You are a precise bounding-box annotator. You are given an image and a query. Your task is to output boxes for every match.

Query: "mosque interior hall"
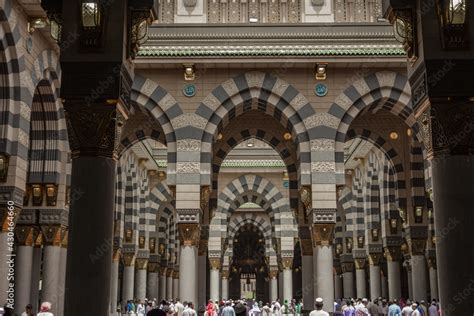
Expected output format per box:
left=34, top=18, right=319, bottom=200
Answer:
left=0, top=0, right=473, bottom=315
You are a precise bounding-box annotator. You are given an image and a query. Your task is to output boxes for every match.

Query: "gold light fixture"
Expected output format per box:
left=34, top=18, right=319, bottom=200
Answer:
left=357, top=235, right=364, bottom=248
left=149, top=237, right=156, bottom=252
left=45, top=184, right=58, bottom=206
left=335, top=243, right=343, bottom=255
left=125, top=229, right=133, bottom=243
left=81, top=1, right=102, bottom=28
left=346, top=237, right=353, bottom=252
left=371, top=228, right=379, bottom=241
left=315, top=63, right=327, bottom=80
left=283, top=132, right=292, bottom=140
left=217, top=133, right=223, bottom=140
left=23, top=185, right=31, bottom=206
left=139, top=236, right=146, bottom=248
left=0, top=154, right=9, bottom=182
left=389, top=131, right=399, bottom=140
left=31, top=184, right=43, bottom=206
left=407, top=128, right=413, bottom=137
left=28, top=17, right=49, bottom=34
left=414, top=206, right=423, bottom=223
left=390, top=218, right=398, bottom=234
left=183, top=64, right=195, bottom=81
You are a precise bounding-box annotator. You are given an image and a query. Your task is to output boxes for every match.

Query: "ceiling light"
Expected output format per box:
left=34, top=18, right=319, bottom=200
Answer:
left=389, top=132, right=399, bottom=140
left=315, top=63, right=327, bottom=80
left=283, top=132, right=292, bottom=140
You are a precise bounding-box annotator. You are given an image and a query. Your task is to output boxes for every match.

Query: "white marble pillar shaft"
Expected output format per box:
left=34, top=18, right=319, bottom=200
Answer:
left=411, top=255, right=427, bottom=302
left=221, top=277, right=229, bottom=300
left=355, top=268, right=367, bottom=298
left=159, top=272, right=167, bottom=301
left=342, top=272, right=355, bottom=298
left=270, top=277, right=278, bottom=302
left=147, top=271, right=159, bottom=300
left=14, top=245, right=34, bottom=315
left=42, top=245, right=62, bottom=316
left=135, top=268, right=147, bottom=301
left=381, top=271, right=388, bottom=299
left=334, top=274, right=343, bottom=300
left=283, top=268, right=293, bottom=302
left=278, top=273, right=283, bottom=300
left=167, top=275, right=173, bottom=299
left=30, top=246, right=42, bottom=313
left=429, top=267, right=439, bottom=300
left=173, top=277, right=179, bottom=299
left=407, top=267, right=413, bottom=299
left=179, top=245, right=197, bottom=304
left=315, top=246, right=334, bottom=312
left=387, top=261, right=401, bottom=300
left=369, top=264, right=381, bottom=300
left=58, top=246, right=67, bottom=316
left=198, top=256, right=206, bottom=307
left=110, top=259, right=119, bottom=315
left=210, top=268, right=220, bottom=301
left=122, top=265, right=135, bottom=302
left=301, top=256, right=314, bottom=307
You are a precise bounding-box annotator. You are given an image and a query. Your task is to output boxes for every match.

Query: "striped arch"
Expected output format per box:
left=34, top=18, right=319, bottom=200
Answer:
left=131, top=75, right=182, bottom=183
left=323, top=71, right=424, bottom=184
left=211, top=127, right=299, bottom=212
left=209, top=174, right=297, bottom=257
left=196, top=71, right=314, bottom=185
left=225, top=213, right=275, bottom=257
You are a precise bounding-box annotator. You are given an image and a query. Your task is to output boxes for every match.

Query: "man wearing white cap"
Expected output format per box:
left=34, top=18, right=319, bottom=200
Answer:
left=309, top=298, right=329, bottom=316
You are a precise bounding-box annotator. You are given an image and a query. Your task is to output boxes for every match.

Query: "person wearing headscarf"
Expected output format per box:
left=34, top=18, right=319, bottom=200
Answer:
left=37, top=302, right=54, bottom=316
left=250, top=303, right=261, bottom=316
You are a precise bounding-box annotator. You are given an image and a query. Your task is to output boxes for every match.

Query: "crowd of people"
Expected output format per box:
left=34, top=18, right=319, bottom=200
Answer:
left=0, top=302, right=53, bottom=316
left=334, top=298, right=440, bottom=316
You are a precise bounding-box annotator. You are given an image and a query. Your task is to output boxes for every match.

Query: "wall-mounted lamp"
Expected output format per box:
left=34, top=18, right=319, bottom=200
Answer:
left=389, top=131, right=399, bottom=140
left=80, top=0, right=104, bottom=47
left=149, top=237, right=156, bottom=252
left=32, top=184, right=43, bottom=206
left=45, top=184, right=58, bottom=206
left=390, top=218, right=398, bottom=234
left=335, top=243, right=343, bottom=256
left=357, top=235, right=364, bottom=248
left=371, top=228, right=379, bottom=242
left=414, top=206, right=423, bottom=223
left=184, top=64, right=195, bottom=81
left=346, top=237, right=353, bottom=252
left=315, top=63, right=327, bottom=80
left=0, top=154, right=9, bottom=182
left=28, top=17, right=48, bottom=34
left=125, top=229, right=133, bottom=243
left=283, top=132, right=292, bottom=141
left=139, top=235, right=146, bottom=248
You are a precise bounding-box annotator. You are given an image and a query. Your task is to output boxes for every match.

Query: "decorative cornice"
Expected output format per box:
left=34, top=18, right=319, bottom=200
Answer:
left=311, top=223, right=335, bottom=247
left=178, top=223, right=200, bottom=247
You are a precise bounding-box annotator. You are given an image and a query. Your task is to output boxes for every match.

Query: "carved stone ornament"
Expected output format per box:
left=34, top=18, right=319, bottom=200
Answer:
left=123, top=253, right=136, bottom=267
left=65, top=102, right=125, bottom=159
left=311, top=223, right=335, bottom=247
left=341, top=262, right=355, bottom=273
left=427, top=257, right=437, bottom=270
left=384, top=246, right=401, bottom=262
left=15, top=226, right=35, bottom=246
left=209, top=257, right=221, bottom=270
left=311, top=0, right=325, bottom=6
left=41, top=225, right=62, bottom=246
left=173, top=270, right=179, bottom=279
left=183, top=0, right=197, bottom=8
left=354, top=258, right=367, bottom=270
left=268, top=270, right=279, bottom=279
left=136, top=258, right=148, bottom=270
left=299, top=186, right=312, bottom=212
left=281, top=257, right=293, bottom=270
left=178, top=223, right=200, bottom=247
left=221, top=270, right=229, bottom=279
left=147, top=262, right=158, bottom=273
left=407, top=238, right=427, bottom=256
left=368, top=253, right=383, bottom=266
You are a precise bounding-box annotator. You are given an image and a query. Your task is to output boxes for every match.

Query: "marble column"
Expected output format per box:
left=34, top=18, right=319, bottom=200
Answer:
left=411, top=254, right=427, bottom=302
left=282, top=257, right=293, bottom=302
left=355, top=259, right=367, bottom=298
left=278, top=273, right=283, bottom=300
left=368, top=254, right=382, bottom=300
left=110, top=249, right=120, bottom=315
left=14, top=226, right=35, bottom=315
left=406, top=263, right=413, bottom=299
left=269, top=271, right=278, bottom=302
left=427, top=258, right=438, bottom=300
left=159, top=268, right=167, bottom=301
left=41, top=226, right=63, bottom=316
left=58, top=240, right=68, bottom=316
left=135, top=259, right=148, bottom=302
left=432, top=155, right=474, bottom=315
left=173, top=271, right=179, bottom=299
left=30, top=243, right=42, bottom=313
left=178, top=223, right=199, bottom=305
left=384, top=247, right=401, bottom=301
left=312, top=223, right=335, bottom=313
left=334, top=273, right=343, bottom=300
left=146, top=263, right=159, bottom=300
left=122, top=254, right=136, bottom=303
left=301, top=255, right=314, bottom=306
left=198, top=255, right=207, bottom=308
left=63, top=150, right=118, bottom=316
left=166, top=269, right=173, bottom=300
left=342, top=271, right=355, bottom=298
left=209, top=258, right=221, bottom=302
left=221, top=271, right=229, bottom=300
left=381, top=271, right=388, bottom=299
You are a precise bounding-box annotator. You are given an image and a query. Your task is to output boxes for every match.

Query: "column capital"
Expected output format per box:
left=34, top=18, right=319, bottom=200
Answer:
left=0, top=203, right=20, bottom=233
left=147, top=262, right=158, bottom=273
left=41, top=225, right=63, bottom=246
left=407, top=238, right=427, bottom=256
left=427, top=257, right=437, bottom=270
left=221, top=270, right=229, bottom=279
left=368, top=253, right=383, bottom=266
left=123, top=253, right=136, bottom=267
left=268, top=270, right=279, bottom=279
left=15, top=225, right=36, bottom=246
left=209, top=257, right=221, bottom=270
left=300, top=238, right=313, bottom=256
left=177, top=223, right=200, bottom=247
left=159, top=266, right=167, bottom=276
left=281, top=257, right=293, bottom=270
left=61, top=229, right=68, bottom=248
left=172, top=270, right=179, bottom=279
left=136, top=258, right=148, bottom=270
left=112, top=248, right=121, bottom=262
left=310, top=223, right=335, bottom=247
left=64, top=102, right=126, bottom=159
left=384, top=246, right=401, bottom=262
left=166, top=268, right=173, bottom=277
left=341, top=262, right=355, bottom=273
left=354, top=258, right=367, bottom=270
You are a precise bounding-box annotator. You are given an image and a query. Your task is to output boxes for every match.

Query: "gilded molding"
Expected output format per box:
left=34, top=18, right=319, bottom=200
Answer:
left=311, top=223, right=335, bottom=247
left=178, top=223, right=200, bottom=247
